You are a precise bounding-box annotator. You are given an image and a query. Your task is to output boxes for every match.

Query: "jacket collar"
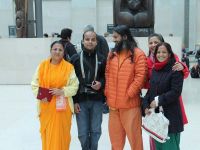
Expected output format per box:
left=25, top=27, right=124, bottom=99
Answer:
left=83, top=48, right=96, bottom=57
left=113, top=50, right=133, bottom=58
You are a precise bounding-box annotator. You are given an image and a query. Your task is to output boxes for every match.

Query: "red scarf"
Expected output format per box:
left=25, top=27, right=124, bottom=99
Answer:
left=154, top=58, right=169, bottom=70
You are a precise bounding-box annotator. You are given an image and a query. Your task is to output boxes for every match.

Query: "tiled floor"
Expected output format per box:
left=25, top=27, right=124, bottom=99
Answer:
left=0, top=76, right=199, bottom=150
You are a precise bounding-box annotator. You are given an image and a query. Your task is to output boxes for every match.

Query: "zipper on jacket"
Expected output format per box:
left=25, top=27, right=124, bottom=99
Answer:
left=119, top=55, right=132, bottom=69
left=115, top=56, right=120, bottom=108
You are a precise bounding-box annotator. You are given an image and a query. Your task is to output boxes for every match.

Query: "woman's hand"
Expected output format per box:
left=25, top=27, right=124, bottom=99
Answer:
left=49, top=88, right=64, bottom=96
left=150, top=100, right=157, bottom=108
left=74, top=103, right=81, bottom=113
left=145, top=108, right=151, bottom=115
left=172, top=62, right=184, bottom=71
left=41, top=98, right=48, bottom=102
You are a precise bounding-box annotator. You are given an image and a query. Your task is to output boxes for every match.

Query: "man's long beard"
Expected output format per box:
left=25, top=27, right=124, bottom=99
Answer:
left=114, top=40, right=130, bottom=53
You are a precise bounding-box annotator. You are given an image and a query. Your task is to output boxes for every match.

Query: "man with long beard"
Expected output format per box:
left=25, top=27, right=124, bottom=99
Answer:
left=105, top=25, right=147, bottom=150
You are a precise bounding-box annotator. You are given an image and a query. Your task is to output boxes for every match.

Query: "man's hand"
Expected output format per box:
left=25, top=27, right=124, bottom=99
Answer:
left=74, top=103, right=81, bottom=113
left=91, top=81, right=101, bottom=90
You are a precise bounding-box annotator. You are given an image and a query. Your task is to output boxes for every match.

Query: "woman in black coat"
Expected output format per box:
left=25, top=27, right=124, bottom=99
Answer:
left=143, top=42, right=184, bottom=150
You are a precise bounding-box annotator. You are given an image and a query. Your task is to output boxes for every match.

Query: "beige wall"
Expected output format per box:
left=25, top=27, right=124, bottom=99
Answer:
left=0, top=38, right=53, bottom=84
left=96, top=0, right=113, bottom=35
left=0, top=0, right=15, bottom=37
left=0, top=37, right=181, bottom=84
left=42, top=0, right=72, bottom=36
left=189, top=0, right=200, bottom=51
left=154, top=0, right=185, bottom=37
left=71, top=0, right=97, bottom=44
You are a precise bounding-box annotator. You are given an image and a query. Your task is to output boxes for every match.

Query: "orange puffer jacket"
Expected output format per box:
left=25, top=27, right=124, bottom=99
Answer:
left=105, top=48, right=147, bottom=109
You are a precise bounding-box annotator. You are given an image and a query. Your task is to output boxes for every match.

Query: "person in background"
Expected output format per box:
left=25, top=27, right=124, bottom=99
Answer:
left=71, top=30, right=106, bottom=150
left=31, top=41, right=79, bottom=150
left=195, top=49, right=200, bottom=66
left=82, top=24, right=109, bottom=59
left=144, top=33, right=189, bottom=150
left=104, top=32, right=115, bottom=51
left=105, top=25, right=147, bottom=150
left=104, top=32, right=110, bottom=38
left=60, top=28, right=77, bottom=60
left=181, top=44, right=190, bottom=68
left=143, top=42, right=184, bottom=150
left=43, top=33, right=49, bottom=38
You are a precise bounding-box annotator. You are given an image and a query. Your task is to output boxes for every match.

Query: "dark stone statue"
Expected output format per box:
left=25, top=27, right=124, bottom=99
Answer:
left=113, top=0, right=154, bottom=36
left=15, top=0, right=28, bottom=38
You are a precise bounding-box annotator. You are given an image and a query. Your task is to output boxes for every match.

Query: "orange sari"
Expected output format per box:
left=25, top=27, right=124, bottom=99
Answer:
left=38, top=58, right=73, bottom=150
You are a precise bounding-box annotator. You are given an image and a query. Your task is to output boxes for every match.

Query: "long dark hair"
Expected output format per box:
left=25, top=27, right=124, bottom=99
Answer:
left=112, top=25, right=137, bottom=62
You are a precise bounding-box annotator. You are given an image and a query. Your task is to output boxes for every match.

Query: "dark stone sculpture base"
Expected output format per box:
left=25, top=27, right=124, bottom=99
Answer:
left=130, top=28, right=154, bottom=37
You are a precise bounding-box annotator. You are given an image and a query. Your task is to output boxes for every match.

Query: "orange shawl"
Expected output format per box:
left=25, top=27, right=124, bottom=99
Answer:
left=38, top=58, right=73, bottom=150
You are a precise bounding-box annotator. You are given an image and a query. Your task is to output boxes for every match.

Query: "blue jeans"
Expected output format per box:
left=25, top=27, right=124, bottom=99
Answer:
left=76, top=100, right=103, bottom=150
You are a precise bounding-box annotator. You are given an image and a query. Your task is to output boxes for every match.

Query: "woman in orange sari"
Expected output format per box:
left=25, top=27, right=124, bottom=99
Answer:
left=31, top=41, right=79, bottom=150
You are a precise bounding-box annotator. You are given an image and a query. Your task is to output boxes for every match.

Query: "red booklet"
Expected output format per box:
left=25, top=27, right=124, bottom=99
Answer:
left=37, top=87, right=53, bottom=102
